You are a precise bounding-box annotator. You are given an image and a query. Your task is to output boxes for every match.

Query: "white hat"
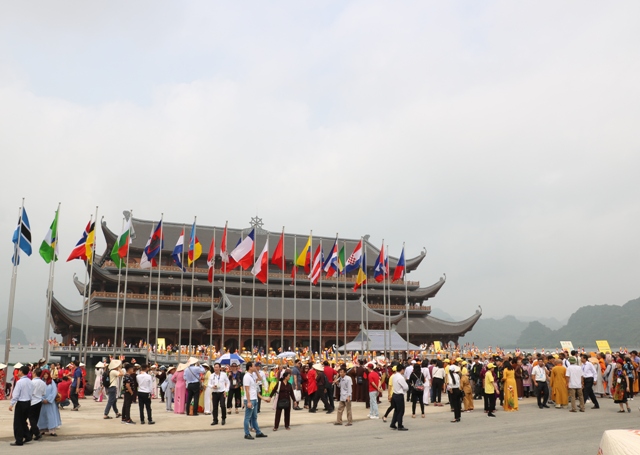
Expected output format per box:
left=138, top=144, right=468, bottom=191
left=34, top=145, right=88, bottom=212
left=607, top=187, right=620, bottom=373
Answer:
left=313, top=363, right=324, bottom=371
left=95, top=362, right=105, bottom=368
left=0, top=363, right=6, bottom=369
left=449, top=365, right=460, bottom=373
left=14, top=362, right=23, bottom=369
left=177, top=363, right=187, bottom=372
left=187, top=357, right=199, bottom=366
left=108, top=359, right=122, bottom=370
left=79, top=363, right=85, bottom=367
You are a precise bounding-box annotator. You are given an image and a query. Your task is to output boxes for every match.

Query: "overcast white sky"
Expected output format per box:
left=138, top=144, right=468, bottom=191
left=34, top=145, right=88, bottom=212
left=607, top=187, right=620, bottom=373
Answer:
left=1, top=1, right=639, bottom=339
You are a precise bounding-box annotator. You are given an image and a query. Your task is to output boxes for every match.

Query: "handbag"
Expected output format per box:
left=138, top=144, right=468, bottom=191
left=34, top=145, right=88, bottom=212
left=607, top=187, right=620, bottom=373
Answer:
left=293, top=389, right=302, bottom=402
left=276, top=382, right=290, bottom=409
left=55, top=393, right=62, bottom=403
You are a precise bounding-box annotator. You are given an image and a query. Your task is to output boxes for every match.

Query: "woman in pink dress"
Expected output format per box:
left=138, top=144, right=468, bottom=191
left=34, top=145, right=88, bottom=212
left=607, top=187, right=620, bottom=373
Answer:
left=172, top=363, right=187, bottom=414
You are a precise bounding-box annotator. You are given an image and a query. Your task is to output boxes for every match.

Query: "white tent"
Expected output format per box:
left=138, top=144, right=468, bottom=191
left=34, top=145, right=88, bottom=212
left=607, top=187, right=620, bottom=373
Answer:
left=337, top=328, right=421, bottom=352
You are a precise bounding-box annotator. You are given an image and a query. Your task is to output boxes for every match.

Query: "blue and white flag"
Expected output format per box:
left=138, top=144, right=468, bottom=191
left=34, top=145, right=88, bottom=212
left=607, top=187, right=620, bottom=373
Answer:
left=12, top=207, right=32, bottom=265
left=172, top=228, right=186, bottom=272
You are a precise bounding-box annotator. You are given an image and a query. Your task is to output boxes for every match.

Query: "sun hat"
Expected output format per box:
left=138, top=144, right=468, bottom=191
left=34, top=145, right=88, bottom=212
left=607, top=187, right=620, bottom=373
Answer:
left=14, top=362, right=23, bottom=369
left=313, top=363, right=324, bottom=371
left=449, top=365, right=460, bottom=373
left=568, top=357, right=577, bottom=364
left=177, top=363, right=187, bottom=372
left=167, top=365, right=177, bottom=372
left=0, top=363, right=6, bottom=369
left=443, top=359, right=450, bottom=364
left=95, top=362, right=105, bottom=368
left=486, top=363, right=495, bottom=369
left=187, top=357, right=199, bottom=366
left=108, top=359, right=122, bottom=370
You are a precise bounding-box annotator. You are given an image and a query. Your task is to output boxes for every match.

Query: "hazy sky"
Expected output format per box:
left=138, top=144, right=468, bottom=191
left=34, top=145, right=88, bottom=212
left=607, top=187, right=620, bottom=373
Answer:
left=1, top=1, right=639, bottom=339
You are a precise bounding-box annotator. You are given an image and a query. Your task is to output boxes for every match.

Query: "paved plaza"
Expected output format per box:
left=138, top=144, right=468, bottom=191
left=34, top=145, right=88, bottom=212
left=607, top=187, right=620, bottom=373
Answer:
left=2, top=396, right=639, bottom=453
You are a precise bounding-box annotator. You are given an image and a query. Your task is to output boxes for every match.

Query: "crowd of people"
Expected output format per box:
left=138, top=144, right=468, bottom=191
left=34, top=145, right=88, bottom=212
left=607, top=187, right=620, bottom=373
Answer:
left=4, top=348, right=640, bottom=445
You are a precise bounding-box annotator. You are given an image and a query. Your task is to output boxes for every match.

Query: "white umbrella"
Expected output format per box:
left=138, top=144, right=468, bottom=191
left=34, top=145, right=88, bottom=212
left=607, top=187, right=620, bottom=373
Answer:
left=276, top=351, right=297, bottom=359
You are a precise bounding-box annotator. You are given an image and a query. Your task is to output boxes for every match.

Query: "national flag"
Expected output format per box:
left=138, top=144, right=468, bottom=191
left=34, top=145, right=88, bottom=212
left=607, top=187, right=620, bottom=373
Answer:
left=207, top=236, right=215, bottom=283
left=140, top=220, right=163, bottom=269
left=116, top=217, right=133, bottom=259
left=67, top=221, right=94, bottom=263
left=39, top=209, right=59, bottom=264
left=296, top=235, right=312, bottom=274
left=230, top=229, right=255, bottom=270
left=337, top=246, right=346, bottom=276
left=354, top=248, right=367, bottom=291
left=323, top=238, right=339, bottom=278
left=373, top=243, right=386, bottom=283
left=392, top=246, right=406, bottom=282
left=187, top=222, right=202, bottom=266
left=251, top=239, right=269, bottom=284
left=11, top=207, right=32, bottom=265
left=172, top=229, right=186, bottom=272
left=271, top=230, right=285, bottom=270
left=309, top=243, right=323, bottom=285
left=344, top=239, right=362, bottom=274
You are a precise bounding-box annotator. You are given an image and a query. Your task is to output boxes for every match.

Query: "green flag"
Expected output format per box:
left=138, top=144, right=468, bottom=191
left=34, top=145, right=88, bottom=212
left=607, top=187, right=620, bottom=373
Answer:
left=338, top=246, right=346, bottom=273
left=110, top=237, right=126, bottom=268
left=39, top=209, right=59, bottom=264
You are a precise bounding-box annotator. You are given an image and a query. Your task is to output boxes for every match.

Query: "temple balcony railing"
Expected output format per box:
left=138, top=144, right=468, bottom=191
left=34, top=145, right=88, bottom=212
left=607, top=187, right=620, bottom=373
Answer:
left=89, top=291, right=219, bottom=304
left=367, top=304, right=431, bottom=312
left=101, top=261, right=420, bottom=286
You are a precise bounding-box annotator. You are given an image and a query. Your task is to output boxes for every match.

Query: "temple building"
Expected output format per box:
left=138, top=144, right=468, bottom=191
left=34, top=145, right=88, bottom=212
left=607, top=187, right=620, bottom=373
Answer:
left=50, top=216, right=481, bottom=354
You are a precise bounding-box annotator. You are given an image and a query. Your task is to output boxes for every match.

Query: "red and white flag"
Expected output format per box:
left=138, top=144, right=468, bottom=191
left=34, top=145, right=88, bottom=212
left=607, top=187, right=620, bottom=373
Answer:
left=252, top=239, right=269, bottom=284
left=309, top=242, right=323, bottom=285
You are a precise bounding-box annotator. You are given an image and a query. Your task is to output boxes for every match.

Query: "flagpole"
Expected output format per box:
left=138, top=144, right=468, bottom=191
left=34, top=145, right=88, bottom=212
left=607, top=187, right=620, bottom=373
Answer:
left=293, top=235, right=297, bottom=352
left=42, top=203, right=61, bottom=361
left=4, top=203, right=24, bottom=367
left=334, top=234, right=339, bottom=353
left=112, top=217, right=125, bottom=357
left=404, top=242, right=409, bottom=352
left=381, top=241, right=386, bottom=356
left=365, top=242, right=369, bottom=352
left=385, top=243, right=389, bottom=357
left=209, top=227, right=216, bottom=352
left=308, top=230, right=313, bottom=356
left=82, top=210, right=99, bottom=364
left=265, top=232, right=270, bottom=361
left=238, top=265, right=243, bottom=354
left=319, top=239, right=323, bottom=355
left=251, top=230, right=257, bottom=360
left=154, top=214, right=164, bottom=364
left=145, top=222, right=154, bottom=363
left=78, top=214, right=92, bottom=359
left=280, top=227, right=285, bottom=352
left=178, top=224, right=185, bottom=364
left=120, top=209, right=133, bottom=357
left=188, top=216, right=197, bottom=350
left=356, top=237, right=369, bottom=354
left=221, top=221, right=227, bottom=353
left=343, top=240, right=347, bottom=356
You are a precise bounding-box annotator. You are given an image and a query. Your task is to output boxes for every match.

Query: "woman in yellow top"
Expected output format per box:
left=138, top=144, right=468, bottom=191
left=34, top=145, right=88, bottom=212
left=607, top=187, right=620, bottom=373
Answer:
left=484, top=363, right=496, bottom=417
left=501, top=361, right=518, bottom=411
left=460, top=362, right=474, bottom=412
left=382, top=366, right=396, bottom=422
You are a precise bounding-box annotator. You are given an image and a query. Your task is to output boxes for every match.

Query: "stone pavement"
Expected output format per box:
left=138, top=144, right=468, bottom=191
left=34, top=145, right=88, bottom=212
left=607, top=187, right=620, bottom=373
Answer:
left=2, top=395, right=639, bottom=454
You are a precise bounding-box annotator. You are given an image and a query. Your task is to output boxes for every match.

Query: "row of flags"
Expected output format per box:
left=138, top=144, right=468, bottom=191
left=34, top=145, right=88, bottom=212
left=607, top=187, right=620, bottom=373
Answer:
left=11, top=207, right=408, bottom=293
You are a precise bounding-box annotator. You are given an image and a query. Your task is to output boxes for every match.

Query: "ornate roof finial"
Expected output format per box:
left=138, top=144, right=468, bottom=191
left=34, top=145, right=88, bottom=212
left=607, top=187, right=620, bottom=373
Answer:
left=250, top=216, right=264, bottom=230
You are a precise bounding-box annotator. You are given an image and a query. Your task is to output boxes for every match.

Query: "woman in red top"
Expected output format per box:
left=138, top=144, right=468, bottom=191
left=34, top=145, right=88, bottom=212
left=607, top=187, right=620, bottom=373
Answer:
left=306, top=363, right=317, bottom=410
left=301, top=365, right=310, bottom=408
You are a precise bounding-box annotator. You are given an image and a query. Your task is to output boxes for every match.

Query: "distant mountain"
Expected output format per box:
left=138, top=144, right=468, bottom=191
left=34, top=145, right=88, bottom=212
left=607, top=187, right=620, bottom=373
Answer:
left=430, top=308, right=455, bottom=322
left=516, top=297, right=640, bottom=348
left=459, top=316, right=530, bottom=348
left=519, top=316, right=567, bottom=331
left=0, top=306, right=45, bottom=344
left=0, top=327, right=30, bottom=345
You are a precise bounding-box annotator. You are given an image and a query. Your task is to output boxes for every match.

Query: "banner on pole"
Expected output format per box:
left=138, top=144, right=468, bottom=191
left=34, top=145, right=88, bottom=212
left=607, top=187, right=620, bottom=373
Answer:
left=434, top=341, right=442, bottom=352
left=560, top=341, right=574, bottom=352
left=596, top=340, right=612, bottom=354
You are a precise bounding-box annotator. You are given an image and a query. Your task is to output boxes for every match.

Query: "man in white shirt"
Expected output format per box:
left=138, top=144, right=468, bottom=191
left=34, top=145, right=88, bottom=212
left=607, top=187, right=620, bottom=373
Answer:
left=136, top=364, right=155, bottom=425
left=243, top=362, right=270, bottom=440
left=334, top=366, right=353, bottom=426
left=531, top=358, right=550, bottom=409
left=390, top=364, right=409, bottom=431
left=209, top=362, right=230, bottom=426
left=404, top=361, right=414, bottom=402
left=28, top=368, right=46, bottom=441
left=9, top=365, right=34, bottom=446
left=565, top=357, right=585, bottom=412
left=580, top=355, right=600, bottom=409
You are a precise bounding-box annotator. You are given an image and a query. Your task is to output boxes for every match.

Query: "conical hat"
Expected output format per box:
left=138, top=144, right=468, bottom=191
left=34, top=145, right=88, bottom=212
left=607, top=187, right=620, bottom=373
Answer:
left=14, top=362, right=23, bottom=369
left=177, top=363, right=187, bottom=372
left=0, top=363, right=6, bottom=369
left=108, top=359, right=122, bottom=370
left=188, top=357, right=199, bottom=366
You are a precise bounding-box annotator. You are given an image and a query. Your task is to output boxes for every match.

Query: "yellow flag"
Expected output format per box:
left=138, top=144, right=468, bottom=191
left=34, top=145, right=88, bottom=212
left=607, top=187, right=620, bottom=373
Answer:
left=296, top=235, right=311, bottom=267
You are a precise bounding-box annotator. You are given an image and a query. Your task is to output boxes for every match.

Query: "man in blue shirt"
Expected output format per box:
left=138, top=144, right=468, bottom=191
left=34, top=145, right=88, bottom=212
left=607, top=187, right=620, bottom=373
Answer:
left=184, top=358, right=205, bottom=416
left=69, top=360, right=83, bottom=411
left=9, top=365, right=33, bottom=446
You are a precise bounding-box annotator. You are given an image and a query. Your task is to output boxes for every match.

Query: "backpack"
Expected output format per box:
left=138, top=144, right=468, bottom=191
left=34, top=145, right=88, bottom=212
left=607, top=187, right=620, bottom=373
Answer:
left=102, top=369, right=111, bottom=388
left=413, top=373, right=424, bottom=391
left=521, top=368, right=530, bottom=380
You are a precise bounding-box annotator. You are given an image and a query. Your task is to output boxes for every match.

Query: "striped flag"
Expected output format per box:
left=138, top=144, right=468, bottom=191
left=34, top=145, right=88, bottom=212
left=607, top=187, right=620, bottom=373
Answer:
left=11, top=207, right=32, bottom=265
left=39, top=208, right=59, bottom=264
